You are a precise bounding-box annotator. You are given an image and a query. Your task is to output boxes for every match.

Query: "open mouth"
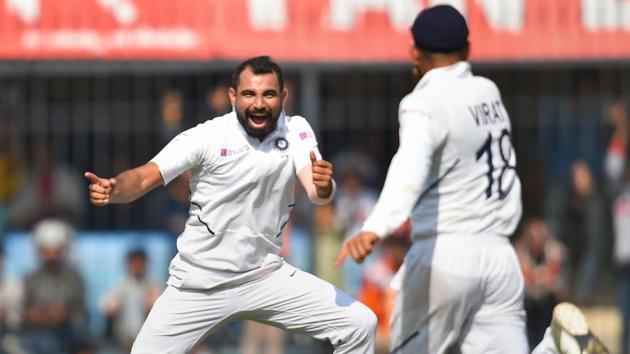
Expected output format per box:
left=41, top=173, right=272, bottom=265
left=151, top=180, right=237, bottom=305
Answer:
left=247, top=112, right=270, bottom=128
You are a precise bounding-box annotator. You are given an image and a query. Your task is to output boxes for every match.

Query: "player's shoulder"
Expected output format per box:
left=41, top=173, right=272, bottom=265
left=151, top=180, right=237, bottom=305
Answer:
left=285, top=114, right=317, bottom=143
left=400, top=91, right=426, bottom=106
left=399, top=90, right=439, bottom=116
left=187, top=112, right=234, bottom=134
left=471, top=74, right=501, bottom=96
left=168, top=113, right=232, bottom=153
left=285, top=114, right=314, bottom=135
left=199, top=111, right=233, bottom=128
left=285, top=114, right=311, bottom=129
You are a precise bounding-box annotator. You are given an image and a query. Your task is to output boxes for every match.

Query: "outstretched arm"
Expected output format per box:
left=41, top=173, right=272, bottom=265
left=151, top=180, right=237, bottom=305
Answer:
left=84, top=162, right=163, bottom=206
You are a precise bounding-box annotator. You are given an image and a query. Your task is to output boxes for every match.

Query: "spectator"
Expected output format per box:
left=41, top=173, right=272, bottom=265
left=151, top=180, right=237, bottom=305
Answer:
left=313, top=204, right=343, bottom=288
left=605, top=100, right=630, bottom=354
left=332, top=150, right=378, bottom=188
left=6, top=138, right=84, bottom=229
left=101, top=248, right=162, bottom=350
left=605, top=100, right=629, bottom=195
left=334, top=166, right=379, bottom=297
left=0, top=245, right=23, bottom=354
left=198, top=84, right=232, bottom=124
left=544, top=159, right=605, bottom=305
left=21, top=218, right=91, bottom=354
left=161, top=90, right=185, bottom=141
left=514, top=217, right=567, bottom=348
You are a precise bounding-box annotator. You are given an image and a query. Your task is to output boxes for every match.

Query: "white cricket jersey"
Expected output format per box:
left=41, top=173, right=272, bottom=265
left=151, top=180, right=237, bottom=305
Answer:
left=151, top=111, right=320, bottom=290
left=362, top=61, right=522, bottom=240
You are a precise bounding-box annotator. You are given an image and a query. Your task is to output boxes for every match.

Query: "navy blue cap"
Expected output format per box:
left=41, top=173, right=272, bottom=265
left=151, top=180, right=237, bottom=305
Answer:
left=411, top=5, right=469, bottom=52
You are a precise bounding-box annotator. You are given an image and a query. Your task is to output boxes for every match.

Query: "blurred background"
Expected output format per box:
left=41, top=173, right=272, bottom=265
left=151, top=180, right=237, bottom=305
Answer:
left=1, top=0, right=630, bottom=353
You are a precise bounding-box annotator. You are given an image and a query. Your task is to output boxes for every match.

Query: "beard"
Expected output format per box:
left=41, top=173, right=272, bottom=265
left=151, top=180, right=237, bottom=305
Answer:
left=236, top=106, right=280, bottom=139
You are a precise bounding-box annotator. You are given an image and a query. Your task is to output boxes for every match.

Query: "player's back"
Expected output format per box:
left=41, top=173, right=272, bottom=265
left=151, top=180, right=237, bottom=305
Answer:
left=408, top=62, right=522, bottom=239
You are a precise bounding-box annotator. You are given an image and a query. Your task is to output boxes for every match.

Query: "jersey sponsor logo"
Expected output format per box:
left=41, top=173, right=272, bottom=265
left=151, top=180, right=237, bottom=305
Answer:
left=219, top=144, right=250, bottom=157
left=299, top=131, right=313, bottom=140
left=273, top=136, right=290, bottom=151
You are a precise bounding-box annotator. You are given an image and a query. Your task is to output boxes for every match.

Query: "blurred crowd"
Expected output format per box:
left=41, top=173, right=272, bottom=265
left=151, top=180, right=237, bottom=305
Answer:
left=1, top=81, right=630, bottom=353
left=514, top=100, right=630, bottom=353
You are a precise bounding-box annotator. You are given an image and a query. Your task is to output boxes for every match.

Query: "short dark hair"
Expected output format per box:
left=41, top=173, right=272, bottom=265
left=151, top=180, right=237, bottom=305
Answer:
left=231, top=56, right=284, bottom=91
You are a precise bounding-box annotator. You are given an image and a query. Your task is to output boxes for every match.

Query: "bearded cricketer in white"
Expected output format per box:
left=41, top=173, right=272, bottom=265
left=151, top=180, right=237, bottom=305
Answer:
left=86, top=56, right=376, bottom=354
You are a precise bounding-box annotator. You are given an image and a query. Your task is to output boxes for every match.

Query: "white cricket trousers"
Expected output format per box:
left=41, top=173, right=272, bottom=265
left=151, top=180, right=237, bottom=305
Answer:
left=389, top=234, right=529, bottom=354
left=131, top=261, right=377, bottom=354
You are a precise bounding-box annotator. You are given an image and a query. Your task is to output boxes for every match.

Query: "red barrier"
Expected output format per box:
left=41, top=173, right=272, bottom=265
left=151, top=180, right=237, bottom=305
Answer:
left=1, top=0, right=629, bottom=61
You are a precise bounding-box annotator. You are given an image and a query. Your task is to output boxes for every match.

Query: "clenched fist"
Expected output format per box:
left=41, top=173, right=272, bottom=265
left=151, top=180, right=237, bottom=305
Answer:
left=310, top=151, right=333, bottom=198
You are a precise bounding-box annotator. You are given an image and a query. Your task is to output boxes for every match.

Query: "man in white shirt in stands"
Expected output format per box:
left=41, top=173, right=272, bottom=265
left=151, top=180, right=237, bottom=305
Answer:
left=335, top=5, right=607, bottom=354
left=85, top=55, right=376, bottom=354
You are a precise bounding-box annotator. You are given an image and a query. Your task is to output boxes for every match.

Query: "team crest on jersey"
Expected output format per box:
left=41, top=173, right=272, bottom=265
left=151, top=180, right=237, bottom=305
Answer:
left=273, top=137, right=289, bottom=152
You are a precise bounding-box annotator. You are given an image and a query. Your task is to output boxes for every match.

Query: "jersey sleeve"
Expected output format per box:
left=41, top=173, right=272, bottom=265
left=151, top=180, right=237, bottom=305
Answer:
left=150, top=124, right=211, bottom=185
left=361, top=96, right=448, bottom=237
left=290, top=116, right=321, bottom=174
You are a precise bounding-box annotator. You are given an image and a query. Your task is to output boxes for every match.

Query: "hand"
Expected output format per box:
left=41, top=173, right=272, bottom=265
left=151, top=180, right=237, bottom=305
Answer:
left=335, top=231, right=380, bottom=267
left=310, top=151, right=333, bottom=198
left=84, top=171, right=117, bottom=206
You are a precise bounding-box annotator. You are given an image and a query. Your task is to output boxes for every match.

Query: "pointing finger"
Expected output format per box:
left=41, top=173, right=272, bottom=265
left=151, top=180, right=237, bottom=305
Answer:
left=84, top=172, right=101, bottom=184
left=335, top=246, right=349, bottom=268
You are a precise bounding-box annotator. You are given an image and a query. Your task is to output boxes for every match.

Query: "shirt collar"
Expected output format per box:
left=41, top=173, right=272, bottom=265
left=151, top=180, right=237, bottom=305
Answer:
left=414, top=61, right=471, bottom=91
left=265, top=110, right=287, bottom=142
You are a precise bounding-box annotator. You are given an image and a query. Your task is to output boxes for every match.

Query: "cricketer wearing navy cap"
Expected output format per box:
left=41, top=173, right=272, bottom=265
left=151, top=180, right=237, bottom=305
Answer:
left=408, top=5, right=470, bottom=81
left=336, top=3, right=533, bottom=354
